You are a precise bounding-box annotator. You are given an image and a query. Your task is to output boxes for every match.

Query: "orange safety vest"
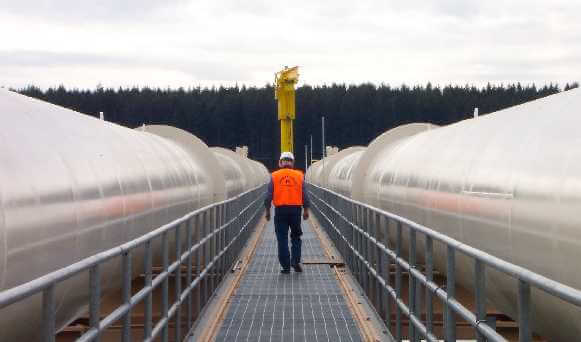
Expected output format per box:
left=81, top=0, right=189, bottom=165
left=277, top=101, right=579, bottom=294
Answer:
left=272, top=168, right=304, bottom=206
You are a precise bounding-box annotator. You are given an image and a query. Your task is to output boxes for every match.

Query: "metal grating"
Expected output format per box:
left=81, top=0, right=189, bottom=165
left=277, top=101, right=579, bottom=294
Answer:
left=214, top=217, right=363, bottom=341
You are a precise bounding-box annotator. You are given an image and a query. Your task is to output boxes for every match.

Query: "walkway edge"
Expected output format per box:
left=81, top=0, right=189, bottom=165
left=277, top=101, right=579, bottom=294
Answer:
left=187, top=214, right=269, bottom=342
left=308, top=215, right=394, bottom=342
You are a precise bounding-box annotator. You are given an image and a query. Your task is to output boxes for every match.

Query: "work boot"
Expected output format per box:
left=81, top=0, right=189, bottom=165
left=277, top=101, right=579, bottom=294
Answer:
left=292, top=263, right=303, bottom=273
left=280, top=268, right=291, bottom=274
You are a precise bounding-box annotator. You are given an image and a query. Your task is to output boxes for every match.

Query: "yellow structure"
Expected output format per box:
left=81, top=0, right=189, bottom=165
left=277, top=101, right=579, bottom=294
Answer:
left=275, top=66, right=299, bottom=154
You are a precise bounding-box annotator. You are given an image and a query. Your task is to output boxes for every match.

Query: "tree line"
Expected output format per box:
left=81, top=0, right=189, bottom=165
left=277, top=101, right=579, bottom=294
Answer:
left=18, top=82, right=579, bottom=171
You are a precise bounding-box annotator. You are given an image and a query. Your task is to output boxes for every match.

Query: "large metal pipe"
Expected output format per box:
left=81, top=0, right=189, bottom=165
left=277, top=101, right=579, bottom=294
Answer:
left=322, top=147, right=366, bottom=197
left=0, top=89, right=269, bottom=340
left=210, top=147, right=269, bottom=197
left=211, top=147, right=251, bottom=198
left=307, top=89, right=581, bottom=341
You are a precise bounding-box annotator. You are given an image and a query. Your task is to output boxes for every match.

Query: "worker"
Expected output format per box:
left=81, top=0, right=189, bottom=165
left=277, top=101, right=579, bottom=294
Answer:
left=264, top=152, right=310, bottom=273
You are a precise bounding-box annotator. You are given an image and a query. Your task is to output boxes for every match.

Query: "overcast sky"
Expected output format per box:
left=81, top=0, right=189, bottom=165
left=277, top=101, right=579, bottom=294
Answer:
left=1, top=0, right=579, bottom=89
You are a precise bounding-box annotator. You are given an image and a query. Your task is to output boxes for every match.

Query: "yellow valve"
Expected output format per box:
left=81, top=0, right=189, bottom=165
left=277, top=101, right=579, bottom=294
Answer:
left=275, top=66, right=299, bottom=154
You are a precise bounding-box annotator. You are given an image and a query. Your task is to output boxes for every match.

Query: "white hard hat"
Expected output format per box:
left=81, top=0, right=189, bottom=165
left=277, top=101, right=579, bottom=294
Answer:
left=280, top=151, right=295, bottom=160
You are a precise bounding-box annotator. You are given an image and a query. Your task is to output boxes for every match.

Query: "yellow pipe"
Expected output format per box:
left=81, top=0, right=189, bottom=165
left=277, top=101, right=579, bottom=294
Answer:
left=280, top=118, right=294, bottom=153
left=275, top=66, right=299, bottom=154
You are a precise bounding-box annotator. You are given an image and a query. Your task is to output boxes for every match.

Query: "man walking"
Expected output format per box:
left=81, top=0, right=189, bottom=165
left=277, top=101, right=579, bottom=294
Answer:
left=265, top=152, right=310, bottom=274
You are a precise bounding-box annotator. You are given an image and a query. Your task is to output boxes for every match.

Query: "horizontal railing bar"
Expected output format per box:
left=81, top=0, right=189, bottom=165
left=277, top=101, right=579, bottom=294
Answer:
left=311, top=199, right=439, bottom=342
left=97, top=303, right=132, bottom=335
left=0, top=183, right=265, bottom=342
left=148, top=316, right=166, bottom=341
left=308, top=183, right=581, bottom=307
left=77, top=327, right=98, bottom=342
left=25, top=203, right=243, bottom=335
left=77, top=192, right=265, bottom=341
left=0, top=185, right=265, bottom=309
left=147, top=294, right=181, bottom=342
left=0, top=248, right=119, bottom=307
left=309, top=187, right=507, bottom=342
left=344, top=217, right=503, bottom=340
left=406, top=266, right=502, bottom=340
left=379, top=271, right=439, bottom=342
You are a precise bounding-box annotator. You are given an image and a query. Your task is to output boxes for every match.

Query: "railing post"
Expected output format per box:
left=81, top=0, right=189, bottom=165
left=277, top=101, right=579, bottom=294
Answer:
left=365, top=207, right=372, bottom=300
left=395, top=221, right=402, bottom=341
left=227, top=202, right=233, bottom=269
left=220, top=204, right=226, bottom=281
left=214, top=206, right=220, bottom=286
left=518, top=280, right=532, bottom=342
left=337, top=197, right=344, bottom=255
left=363, top=207, right=370, bottom=297
left=334, top=194, right=340, bottom=244
left=375, top=212, right=384, bottom=322
left=475, top=259, right=486, bottom=342
left=415, top=276, right=422, bottom=340
left=201, top=211, right=208, bottom=307
left=445, top=246, right=456, bottom=342
left=42, top=284, right=56, bottom=342
left=208, top=208, right=215, bottom=302
left=354, top=205, right=361, bottom=284
left=193, top=214, right=202, bottom=321
left=384, top=217, right=391, bottom=333
left=349, top=201, right=355, bottom=271
left=215, top=206, right=221, bottom=284
left=144, top=240, right=153, bottom=338
left=344, top=199, right=350, bottom=259
left=186, top=219, right=193, bottom=332
left=409, top=229, right=417, bottom=342
left=425, top=236, right=434, bottom=335
left=121, top=252, right=132, bottom=342
left=162, top=231, right=169, bottom=342
left=89, top=264, right=101, bottom=342
left=207, top=208, right=214, bottom=299
left=175, top=223, right=182, bottom=341
left=225, top=202, right=229, bottom=270
left=359, top=206, right=365, bottom=288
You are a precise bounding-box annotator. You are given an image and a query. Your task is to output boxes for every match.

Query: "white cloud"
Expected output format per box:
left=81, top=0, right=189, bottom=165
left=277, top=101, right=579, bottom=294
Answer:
left=0, top=0, right=189, bottom=22
left=0, top=0, right=579, bottom=89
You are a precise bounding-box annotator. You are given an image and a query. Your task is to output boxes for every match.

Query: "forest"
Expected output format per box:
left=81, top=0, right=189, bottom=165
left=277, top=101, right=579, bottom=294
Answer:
left=18, top=82, right=579, bottom=170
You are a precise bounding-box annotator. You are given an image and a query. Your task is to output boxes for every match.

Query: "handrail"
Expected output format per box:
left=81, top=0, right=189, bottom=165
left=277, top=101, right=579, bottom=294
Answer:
left=306, top=183, right=581, bottom=342
left=0, top=184, right=267, bottom=342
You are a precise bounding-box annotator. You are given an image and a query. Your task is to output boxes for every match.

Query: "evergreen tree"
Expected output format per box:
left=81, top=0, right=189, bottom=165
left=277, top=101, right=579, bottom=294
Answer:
left=17, top=82, right=576, bottom=170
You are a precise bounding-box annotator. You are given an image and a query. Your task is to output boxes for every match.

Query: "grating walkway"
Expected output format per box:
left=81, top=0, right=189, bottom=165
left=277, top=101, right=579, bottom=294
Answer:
left=214, top=216, right=363, bottom=342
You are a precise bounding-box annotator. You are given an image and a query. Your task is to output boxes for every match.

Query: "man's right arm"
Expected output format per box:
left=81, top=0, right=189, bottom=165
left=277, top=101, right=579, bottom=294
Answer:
left=264, top=176, right=274, bottom=220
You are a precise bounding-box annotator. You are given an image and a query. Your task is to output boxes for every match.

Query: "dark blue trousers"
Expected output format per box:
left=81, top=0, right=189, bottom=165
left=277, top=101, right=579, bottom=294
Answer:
left=274, top=206, right=302, bottom=270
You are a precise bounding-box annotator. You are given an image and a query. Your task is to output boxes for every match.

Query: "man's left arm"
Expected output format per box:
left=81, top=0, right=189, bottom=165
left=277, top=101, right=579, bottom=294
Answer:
left=302, top=180, right=310, bottom=220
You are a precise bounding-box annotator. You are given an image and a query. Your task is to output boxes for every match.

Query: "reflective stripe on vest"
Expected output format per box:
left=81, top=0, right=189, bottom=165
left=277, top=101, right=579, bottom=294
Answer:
left=272, top=168, right=304, bottom=206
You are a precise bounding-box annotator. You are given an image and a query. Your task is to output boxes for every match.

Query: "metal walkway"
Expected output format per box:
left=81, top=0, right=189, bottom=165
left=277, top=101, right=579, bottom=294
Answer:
left=213, top=218, right=363, bottom=342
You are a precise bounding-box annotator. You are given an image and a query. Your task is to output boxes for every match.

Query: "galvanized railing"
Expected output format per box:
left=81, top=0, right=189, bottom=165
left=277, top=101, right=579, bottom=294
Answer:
left=0, top=184, right=267, bottom=342
left=307, top=183, right=581, bottom=342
